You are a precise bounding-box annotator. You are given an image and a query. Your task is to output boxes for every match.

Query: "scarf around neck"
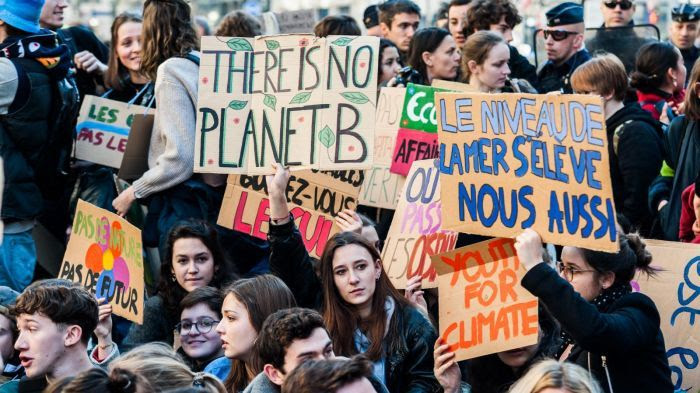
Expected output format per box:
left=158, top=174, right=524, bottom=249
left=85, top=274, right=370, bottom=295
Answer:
left=0, top=30, right=72, bottom=80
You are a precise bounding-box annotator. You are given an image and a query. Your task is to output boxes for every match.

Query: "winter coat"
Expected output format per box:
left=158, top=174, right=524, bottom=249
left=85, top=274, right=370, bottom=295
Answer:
left=267, top=219, right=440, bottom=393
left=636, top=88, right=685, bottom=122
left=121, top=295, right=176, bottom=352
left=606, top=103, right=664, bottom=235
left=522, top=263, right=674, bottom=393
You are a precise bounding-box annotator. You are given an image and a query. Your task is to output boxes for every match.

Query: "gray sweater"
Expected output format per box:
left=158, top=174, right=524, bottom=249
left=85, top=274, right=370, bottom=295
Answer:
left=132, top=53, right=200, bottom=199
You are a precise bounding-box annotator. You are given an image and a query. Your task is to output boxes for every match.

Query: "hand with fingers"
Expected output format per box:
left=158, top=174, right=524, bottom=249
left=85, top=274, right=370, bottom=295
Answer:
left=74, top=50, right=107, bottom=75
left=94, top=298, right=115, bottom=361
left=335, top=209, right=363, bottom=234
left=265, top=163, right=291, bottom=224
left=514, top=228, right=545, bottom=271
left=112, top=186, right=136, bottom=217
left=404, top=275, right=428, bottom=315
left=434, top=339, right=462, bottom=393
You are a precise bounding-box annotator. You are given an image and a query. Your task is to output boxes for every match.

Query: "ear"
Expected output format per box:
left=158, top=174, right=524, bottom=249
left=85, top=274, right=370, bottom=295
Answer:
left=668, top=67, right=678, bottom=82
left=380, top=22, right=391, bottom=36
left=263, top=364, right=286, bottom=386
left=602, top=91, right=616, bottom=101
left=63, top=325, right=83, bottom=347
left=573, top=34, right=584, bottom=50
left=467, top=59, right=479, bottom=75
left=374, top=259, right=382, bottom=280
left=598, top=271, right=616, bottom=290
left=422, top=51, right=434, bottom=68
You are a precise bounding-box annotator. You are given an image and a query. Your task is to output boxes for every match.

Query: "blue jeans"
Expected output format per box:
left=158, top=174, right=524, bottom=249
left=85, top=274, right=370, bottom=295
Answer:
left=0, top=230, right=36, bottom=291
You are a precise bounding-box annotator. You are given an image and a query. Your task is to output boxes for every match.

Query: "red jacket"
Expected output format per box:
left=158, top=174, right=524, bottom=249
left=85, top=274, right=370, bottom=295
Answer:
left=636, top=89, right=685, bottom=120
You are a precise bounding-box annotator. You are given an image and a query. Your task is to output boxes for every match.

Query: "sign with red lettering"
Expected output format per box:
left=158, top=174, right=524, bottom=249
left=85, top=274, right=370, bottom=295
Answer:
left=59, top=200, right=145, bottom=324
left=432, top=238, right=538, bottom=361
left=381, top=159, right=458, bottom=289
left=217, top=170, right=362, bottom=258
left=75, top=95, right=154, bottom=168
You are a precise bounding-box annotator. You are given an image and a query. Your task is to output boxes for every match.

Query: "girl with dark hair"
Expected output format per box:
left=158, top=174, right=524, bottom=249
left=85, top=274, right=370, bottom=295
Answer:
left=122, top=219, right=237, bottom=351
left=177, top=287, right=225, bottom=374
left=513, top=229, right=674, bottom=393
left=378, top=38, right=402, bottom=86
left=215, top=275, right=296, bottom=392
left=313, top=15, right=362, bottom=37
left=434, top=306, right=560, bottom=393
left=631, top=41, right=686, bottom=123
left=265, top=164, right=439, bottom=392
left=403, top=27, right=460, bottom=85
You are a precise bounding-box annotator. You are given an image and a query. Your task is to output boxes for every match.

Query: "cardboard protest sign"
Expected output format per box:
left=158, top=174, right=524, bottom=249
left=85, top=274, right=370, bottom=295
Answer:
left=75, top=95, right=153, bottom=168
left=359, top=87, right=406, bottom=209
left=432, top=238, right=539, bottom=361
left=436, top=92, right=618, bottom=252
left=217, top=170, right=362, bottom=258
left=263, top=10, right=317, bottom=34
left=59, top=200, right=144, bottom=324
left=390, top=84, right=443, bottom=176
left=634, top=240, right=700, bottom=393
left=195, top=35, right=379, bottom=175
left=118, top=114, right=155, bottom=181
left=381, top=159, right=458, bottom=289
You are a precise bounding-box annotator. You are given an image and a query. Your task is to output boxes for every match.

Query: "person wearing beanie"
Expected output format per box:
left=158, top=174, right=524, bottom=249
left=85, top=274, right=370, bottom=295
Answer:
left=669, top=4, right=700, bottom=85
left=679, top=171, right=700, bottom=243
left=0, top=0, right=77, bottom=292
left=535, top=2, right=591, bottom=93
left=363, top=5, right=382, bottom=37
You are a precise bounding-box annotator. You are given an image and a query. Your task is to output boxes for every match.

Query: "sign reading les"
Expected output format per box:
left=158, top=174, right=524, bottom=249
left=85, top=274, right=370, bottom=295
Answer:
left=75, top=95, right=154, bottom=168
left=432, top=238, right=538, bottom=361
left=195, top=35, right=379, bottom=175
left=59, top=200, right=144, bottom=324
left=218, top=170, right=362, bottom=258
left=436, top=92, right=619, bottom=252
left=360, top=87, right=406, bottom=209
left=634, top=240, right=700, bottom=393
left=381, top=159, right=457, bottom=289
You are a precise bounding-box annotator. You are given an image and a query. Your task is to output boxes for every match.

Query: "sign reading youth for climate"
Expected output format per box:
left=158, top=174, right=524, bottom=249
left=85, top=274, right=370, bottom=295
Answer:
left=432, top=238, right=539, bottom=361
left=75, top=95, right=154, bottom=168
left=195, top=35, right=379, bottom=175
left=436, top=93, right=618, bottom=252
left=59, top=200, right=144, bottom=324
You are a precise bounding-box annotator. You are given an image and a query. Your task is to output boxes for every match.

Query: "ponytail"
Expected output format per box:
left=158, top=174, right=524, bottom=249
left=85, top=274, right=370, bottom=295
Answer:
left=582, top=232, right=658, bottom=285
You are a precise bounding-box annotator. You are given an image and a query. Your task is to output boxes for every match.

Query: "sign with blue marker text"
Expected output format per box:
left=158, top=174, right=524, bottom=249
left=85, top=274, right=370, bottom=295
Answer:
left=194, top=35, right=379, bottom=175
left=634, top=240, right=700, bottom=393
left=436, top=92, right=618, bottom=252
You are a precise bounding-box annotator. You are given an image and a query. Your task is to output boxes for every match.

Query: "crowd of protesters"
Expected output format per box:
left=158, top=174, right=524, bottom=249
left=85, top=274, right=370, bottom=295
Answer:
left=1, top=0, right=699, bottom=391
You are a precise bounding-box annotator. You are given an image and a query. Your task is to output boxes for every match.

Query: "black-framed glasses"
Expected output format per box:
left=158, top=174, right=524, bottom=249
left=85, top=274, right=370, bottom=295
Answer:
left=557, top=262, right=597, bottom=282
left=603, top=0, right=633, bottom=10
left=543, top=29, right=579, bottom=41
left=176, top=317, right=219, bottom=335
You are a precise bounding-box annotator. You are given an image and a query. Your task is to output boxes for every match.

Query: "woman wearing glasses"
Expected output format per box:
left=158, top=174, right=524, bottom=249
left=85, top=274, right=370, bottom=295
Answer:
left=514, top=228, right=674, bottom=393
left=176, top=287, right=226, bottom=375
left=122, top=220, right=238, bottom=351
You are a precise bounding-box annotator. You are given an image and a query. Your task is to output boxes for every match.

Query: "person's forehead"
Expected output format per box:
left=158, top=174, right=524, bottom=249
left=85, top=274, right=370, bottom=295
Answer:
left=18, top=312, right=53, bottom=325
left=449, top=4, right=469, bottom=16
left=394, top=12, right=420, bottom=23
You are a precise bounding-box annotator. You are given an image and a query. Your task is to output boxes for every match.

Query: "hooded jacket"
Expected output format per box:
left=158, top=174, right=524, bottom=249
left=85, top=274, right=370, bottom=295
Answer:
left=605, top=103, right=664, bottom=235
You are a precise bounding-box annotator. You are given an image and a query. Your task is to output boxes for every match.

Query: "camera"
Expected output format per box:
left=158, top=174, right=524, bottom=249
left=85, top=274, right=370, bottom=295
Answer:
left=394, top=66, right=423, bottom=86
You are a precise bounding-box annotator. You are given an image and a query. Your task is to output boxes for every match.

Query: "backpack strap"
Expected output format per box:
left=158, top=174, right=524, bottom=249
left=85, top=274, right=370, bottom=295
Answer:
left=183, top=52, right=200, bottom=66
left=7, top=59, right=30, bottom=114
left=612, top=119, right=634, bottom=156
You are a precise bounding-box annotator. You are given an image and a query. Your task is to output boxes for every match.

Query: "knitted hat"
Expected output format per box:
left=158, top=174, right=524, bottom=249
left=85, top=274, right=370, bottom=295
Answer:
left=363, top=5, right=379, bottom=28
left=0, top=0, right=45, bottom=34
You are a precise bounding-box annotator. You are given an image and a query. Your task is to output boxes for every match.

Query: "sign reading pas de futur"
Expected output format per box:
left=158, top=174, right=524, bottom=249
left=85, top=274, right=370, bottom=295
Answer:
left=195, top=35, right=379, bottom=174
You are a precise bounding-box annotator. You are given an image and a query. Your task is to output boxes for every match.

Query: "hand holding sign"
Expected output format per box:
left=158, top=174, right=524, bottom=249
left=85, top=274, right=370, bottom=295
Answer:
left=514, top=229, right=546, bottom=271
left=433, top=340, right=462, bottom=393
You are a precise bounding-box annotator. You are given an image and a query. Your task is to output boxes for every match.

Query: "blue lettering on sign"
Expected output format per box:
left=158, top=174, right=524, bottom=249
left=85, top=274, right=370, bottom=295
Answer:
left=667, top=346, right=699, bottom=390
left=671, top=256, right=700, bottom=326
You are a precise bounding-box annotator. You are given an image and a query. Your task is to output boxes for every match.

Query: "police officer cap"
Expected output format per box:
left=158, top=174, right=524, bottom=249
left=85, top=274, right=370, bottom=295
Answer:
left=672, top=4, right=700, bottom=22
left=364, top=5, right=379, bottom=28
left=546, top=2, right=584, bottom=27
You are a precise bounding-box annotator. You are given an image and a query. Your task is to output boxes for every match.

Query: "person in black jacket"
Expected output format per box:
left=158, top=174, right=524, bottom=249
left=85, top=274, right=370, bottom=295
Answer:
left=513, top=228, right=674, bottom=393
left=265, top=164, right=440, bottom=393
left=571, top=53, right=664, bottom=236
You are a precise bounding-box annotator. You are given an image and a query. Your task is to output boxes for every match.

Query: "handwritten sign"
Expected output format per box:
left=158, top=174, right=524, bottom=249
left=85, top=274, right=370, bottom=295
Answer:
left=217, top=170, right=362, bottom=258
left=381, top=159, right=458, bottom=289
left=263, top=10, right=318, bottom=34
left=59, top=200, right=144, bottom=324
left=436, top=92, right=618, bottom=252
left=195, top=35, right=379, bottom=175
left=359, top=87, right=406, bottom=209
left=432, top=238, right=539, bottom=361
left=390, top=84, right=444, bottom=176
left=634, top=240, right=700, bottom=393
left=75, top=95, right=153, bottom=168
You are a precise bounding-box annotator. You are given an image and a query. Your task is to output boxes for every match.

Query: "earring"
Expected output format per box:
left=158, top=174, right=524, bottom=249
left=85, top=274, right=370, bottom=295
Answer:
left=673, top=78, right=678, bottom=88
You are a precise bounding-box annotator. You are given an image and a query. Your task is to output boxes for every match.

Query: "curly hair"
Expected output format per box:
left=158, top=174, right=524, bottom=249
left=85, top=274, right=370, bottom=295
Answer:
left=215, top=11, right=262, bottom=37
left=465, top=0, right=521, bottom=36
left=141, top=0, right=199, bottom=81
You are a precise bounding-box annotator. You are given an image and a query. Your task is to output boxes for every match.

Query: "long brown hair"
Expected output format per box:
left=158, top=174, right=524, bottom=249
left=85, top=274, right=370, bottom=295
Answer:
left=319, top=232, right=410, bottom=361
left=460, top=30, right=505, bottom=83
left=221, top=275, right=297, bottom=392
left=105, top=12, right=143, bottom=91
left=684, top=60, right=700, bottom=120
left=140, top=0, right=198, bottom=81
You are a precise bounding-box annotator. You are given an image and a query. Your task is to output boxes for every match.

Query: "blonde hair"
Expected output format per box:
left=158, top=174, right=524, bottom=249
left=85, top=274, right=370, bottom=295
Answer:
left=508, top=359, right=603, bottom=393
left=570, top=53, right=628, bottom=101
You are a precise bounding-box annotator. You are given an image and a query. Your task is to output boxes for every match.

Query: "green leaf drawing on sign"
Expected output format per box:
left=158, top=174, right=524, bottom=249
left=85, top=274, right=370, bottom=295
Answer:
left=340, top=92, right=370, bottom=105
left=331, top=37, right=355, bottom=46
left=228, top=100, right=248, bottom=110
left=227, top=38, right=253, bottom=51
left=318, top=126, right=335, bottom=148
left=263, top=94, right=277, bottom=111
left=266, top=40, right=280, bottom=50
left=289, top=92, right=312, bottom=105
